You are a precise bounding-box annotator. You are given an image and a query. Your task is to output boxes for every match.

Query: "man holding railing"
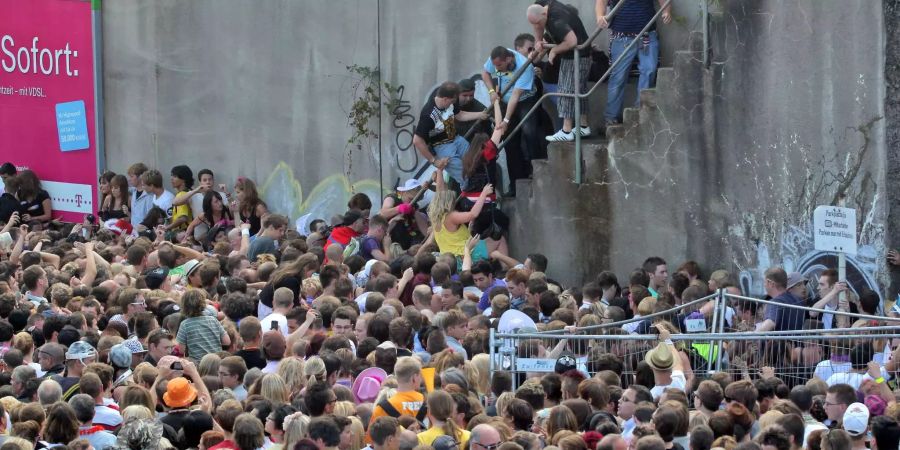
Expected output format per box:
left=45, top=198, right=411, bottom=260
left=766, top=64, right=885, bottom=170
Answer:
left=482, top=46, right=539, bottom=195
left=596, top=0, right=672, bottom=128
left=526, top=0, right=592, bottom=142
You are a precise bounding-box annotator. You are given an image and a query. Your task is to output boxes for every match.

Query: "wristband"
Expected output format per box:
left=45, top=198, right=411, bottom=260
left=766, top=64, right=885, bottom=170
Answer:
left=503, top=118, right=510, bottom=123
left=876, top=377, right=885, bottom=384
left=664, top=339, right=673, bottom=345
left=488, top=89, right=496, bottom=94
left=241, top=229, right=250, bottom=237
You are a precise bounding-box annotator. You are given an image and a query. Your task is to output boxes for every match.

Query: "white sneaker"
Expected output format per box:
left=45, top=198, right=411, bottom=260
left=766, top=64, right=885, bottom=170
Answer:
left=580, top=126, right=592, bottom=137
left=546, top=129, right=575, bottom=142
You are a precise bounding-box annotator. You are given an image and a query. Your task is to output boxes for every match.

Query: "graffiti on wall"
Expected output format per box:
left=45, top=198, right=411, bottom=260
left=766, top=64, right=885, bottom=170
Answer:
left=738, top=221, right=886, bottom=306
left=257, top=162, right=381, bottom=234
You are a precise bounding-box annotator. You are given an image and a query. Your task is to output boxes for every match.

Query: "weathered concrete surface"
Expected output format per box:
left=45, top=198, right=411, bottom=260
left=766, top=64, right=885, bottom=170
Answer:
left=885, top=0, right=900, bottom=299
left=510, top=1, right=889, bottom=295
left=101, top=0, right=703, bottom=224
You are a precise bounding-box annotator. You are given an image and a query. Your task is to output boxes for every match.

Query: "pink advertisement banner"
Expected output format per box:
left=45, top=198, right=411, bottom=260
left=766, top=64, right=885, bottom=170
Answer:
left=0, top=0, right=98, bottom=222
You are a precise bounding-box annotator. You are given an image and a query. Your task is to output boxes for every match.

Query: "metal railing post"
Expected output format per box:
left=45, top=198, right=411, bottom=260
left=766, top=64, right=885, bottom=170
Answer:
left=701, top=0, right=709, bottom=67
left=705, top=289, right=719, bottom=374
left=716, top=289, right=727, bottom=372
left=573, top=49, right=583, bottom=184
left=489, top=327, right=495, bottom=375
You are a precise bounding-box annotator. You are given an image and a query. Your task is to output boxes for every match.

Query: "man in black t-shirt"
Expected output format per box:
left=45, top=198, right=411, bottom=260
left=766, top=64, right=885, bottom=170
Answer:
left=455, top=78, right=489, bottom=139
left=527, top=1, right=592, bottom=142
left=412, top=81, right=488, bottom=186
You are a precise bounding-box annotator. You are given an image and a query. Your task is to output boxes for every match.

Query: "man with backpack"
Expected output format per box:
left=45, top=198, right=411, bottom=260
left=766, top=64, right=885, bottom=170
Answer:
left=367, top=357, right=426, bottom=442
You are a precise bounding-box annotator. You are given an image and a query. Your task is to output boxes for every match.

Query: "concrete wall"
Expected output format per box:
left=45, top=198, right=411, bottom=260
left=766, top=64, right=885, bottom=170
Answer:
left=101, top=0, right=703, bottom=229
left=508, top=0, right=889, bottom=294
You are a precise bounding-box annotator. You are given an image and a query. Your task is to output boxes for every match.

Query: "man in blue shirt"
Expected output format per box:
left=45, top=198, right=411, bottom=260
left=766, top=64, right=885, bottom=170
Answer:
left=472, top=260, right=506, bottom=311
left=756, top=267, right=805, bottom=332
left=482, top=47, right=540, bottom=195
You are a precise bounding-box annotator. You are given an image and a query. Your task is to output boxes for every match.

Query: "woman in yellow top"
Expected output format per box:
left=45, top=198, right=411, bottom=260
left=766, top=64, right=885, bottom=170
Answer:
left=417, top=391, right=470, bottom=448
left=428, top=166, right=492, bottom=265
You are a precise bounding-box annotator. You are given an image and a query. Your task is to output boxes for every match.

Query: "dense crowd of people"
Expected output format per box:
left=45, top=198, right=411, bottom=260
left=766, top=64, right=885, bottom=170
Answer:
left=0, top=2, right=898, bottom=450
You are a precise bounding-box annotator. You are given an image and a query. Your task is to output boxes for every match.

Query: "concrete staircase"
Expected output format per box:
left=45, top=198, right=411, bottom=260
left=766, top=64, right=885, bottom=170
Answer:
left=504, top=32, right=709, bottom=287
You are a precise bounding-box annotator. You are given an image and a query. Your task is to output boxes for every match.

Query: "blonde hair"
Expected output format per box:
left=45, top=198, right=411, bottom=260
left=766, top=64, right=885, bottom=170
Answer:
left=277, top=357, right=306, bottom=395
left=757, top=410, right=784, bottom=431
left=1, top=437, right=34, bottom=450
left=637, top=297, right=657, bottom=316
left=427, top=190, right=456, bottom=232
left=13, top=332, right=34, bottom=355
left=495, top=392, right=515, bottom=422
left=121, top=405, right=154, bottom=421
left=303, top=356, right=326, bottom=385
left=282, top=413, right=308, bottom=450
left=333, top=401, right=357, bottom=417
left=470, top=354, right=491, bottom=395
left=260, top=373, right=289, bottom=405
left=394, top=356, right=422, bottom=383
left=199, top=353, right=221, bottom=377
left=347, top=416, right=366, bottom=450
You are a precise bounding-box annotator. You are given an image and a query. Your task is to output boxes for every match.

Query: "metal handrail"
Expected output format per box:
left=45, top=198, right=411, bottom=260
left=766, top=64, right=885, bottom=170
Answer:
left=499, top=0, right=673, bottom=184
left=462, top=0, right=632, bottom=141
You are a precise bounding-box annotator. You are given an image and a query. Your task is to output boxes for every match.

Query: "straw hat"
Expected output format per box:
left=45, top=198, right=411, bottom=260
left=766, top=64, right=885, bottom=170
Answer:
left=644, top=342, right=674, bottom=371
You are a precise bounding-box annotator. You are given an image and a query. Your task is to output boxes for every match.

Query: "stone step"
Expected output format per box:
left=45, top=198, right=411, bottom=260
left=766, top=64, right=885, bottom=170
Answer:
left=656, top=68, right=675, bottom=92
left=542, top=140, right=609, bottom=184
left=640, top=88, right=658, bottom=108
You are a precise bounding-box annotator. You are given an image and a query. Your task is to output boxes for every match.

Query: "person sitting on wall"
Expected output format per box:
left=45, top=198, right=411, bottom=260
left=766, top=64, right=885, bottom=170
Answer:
left=15, top=169, right=53, bottom=228
left=413, top=81, right=489, bottom=187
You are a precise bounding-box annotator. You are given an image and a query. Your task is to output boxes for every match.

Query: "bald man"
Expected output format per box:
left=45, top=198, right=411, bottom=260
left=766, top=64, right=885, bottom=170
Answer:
left=598, top=435, right=628, bottom=450
left=471, top=424, right=502, bottom=450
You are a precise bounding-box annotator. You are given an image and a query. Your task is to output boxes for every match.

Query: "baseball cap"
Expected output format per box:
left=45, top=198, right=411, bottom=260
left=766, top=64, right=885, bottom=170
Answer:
left=109, top=343, right=132, bottom=369
left=433, top=435, right=459, bottom=450
left=842, top=402, right=870, bottom=436
left=65, top=341, right=97, bottom=361
left=123, top=337, right=147, bottom=354
left=787, top=272, right=806, bottom=289
left=144, top=267, right=169, bottom=290
left=555, top=351, right=577, bottom=374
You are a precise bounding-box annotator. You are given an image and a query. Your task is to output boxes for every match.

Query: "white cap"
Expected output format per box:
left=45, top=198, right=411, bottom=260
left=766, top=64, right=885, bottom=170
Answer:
left=396, top=179, right=422, bottom=192
left=843, top=402, right=870, bottom=436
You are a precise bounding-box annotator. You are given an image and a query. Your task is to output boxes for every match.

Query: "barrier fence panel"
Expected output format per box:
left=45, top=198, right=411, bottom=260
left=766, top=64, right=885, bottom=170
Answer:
left=490, top=290, right=900, bottom=391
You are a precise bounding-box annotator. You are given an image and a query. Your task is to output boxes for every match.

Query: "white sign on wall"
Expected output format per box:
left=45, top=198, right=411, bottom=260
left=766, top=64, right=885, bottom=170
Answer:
left=813, top=206, right=857, bottom=255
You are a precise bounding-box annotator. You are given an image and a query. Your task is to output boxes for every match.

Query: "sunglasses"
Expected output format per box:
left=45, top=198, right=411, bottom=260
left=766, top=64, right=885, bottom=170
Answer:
left=475, top=442, right=501, bottom=450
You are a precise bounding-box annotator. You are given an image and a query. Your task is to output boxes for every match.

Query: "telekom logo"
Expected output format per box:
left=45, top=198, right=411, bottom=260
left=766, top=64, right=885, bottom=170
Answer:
left=74, top=194, right=83, bottom=207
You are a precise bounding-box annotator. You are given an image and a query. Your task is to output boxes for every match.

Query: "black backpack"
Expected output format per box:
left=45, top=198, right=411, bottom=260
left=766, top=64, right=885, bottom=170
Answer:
left=378, top=397, right=428, bottom=427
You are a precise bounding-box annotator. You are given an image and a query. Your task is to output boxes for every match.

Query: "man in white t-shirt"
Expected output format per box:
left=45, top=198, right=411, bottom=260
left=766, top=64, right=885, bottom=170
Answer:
left=646, top=326, right=688, bottom=400
left=141, top=170, right=175, bottom=212
left=259, top=287, right=293, bottom=335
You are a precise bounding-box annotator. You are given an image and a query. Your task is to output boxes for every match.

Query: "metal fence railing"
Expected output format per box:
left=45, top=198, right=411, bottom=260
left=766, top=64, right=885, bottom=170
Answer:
left=489, top=290, right=900, bottom=390
left=497, top=0, right=674, bottom=184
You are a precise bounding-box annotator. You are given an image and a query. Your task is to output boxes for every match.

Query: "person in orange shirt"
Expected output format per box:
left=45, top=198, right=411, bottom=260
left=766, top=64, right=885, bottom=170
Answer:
left=366, top=357, right=426, bottom=443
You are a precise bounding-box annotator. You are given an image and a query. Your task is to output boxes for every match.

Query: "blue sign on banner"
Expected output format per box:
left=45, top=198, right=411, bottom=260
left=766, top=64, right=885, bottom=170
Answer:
left=55, top=100, right=90, bottom=151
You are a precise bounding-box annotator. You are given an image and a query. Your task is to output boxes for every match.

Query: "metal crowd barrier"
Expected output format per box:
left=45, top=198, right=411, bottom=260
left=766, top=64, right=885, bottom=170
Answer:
left=489, top=290, right=900, bottom=390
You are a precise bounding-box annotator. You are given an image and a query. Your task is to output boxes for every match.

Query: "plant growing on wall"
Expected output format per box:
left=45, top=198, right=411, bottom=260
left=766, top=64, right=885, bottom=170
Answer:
left=346, top=64, right=399, bottom=148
